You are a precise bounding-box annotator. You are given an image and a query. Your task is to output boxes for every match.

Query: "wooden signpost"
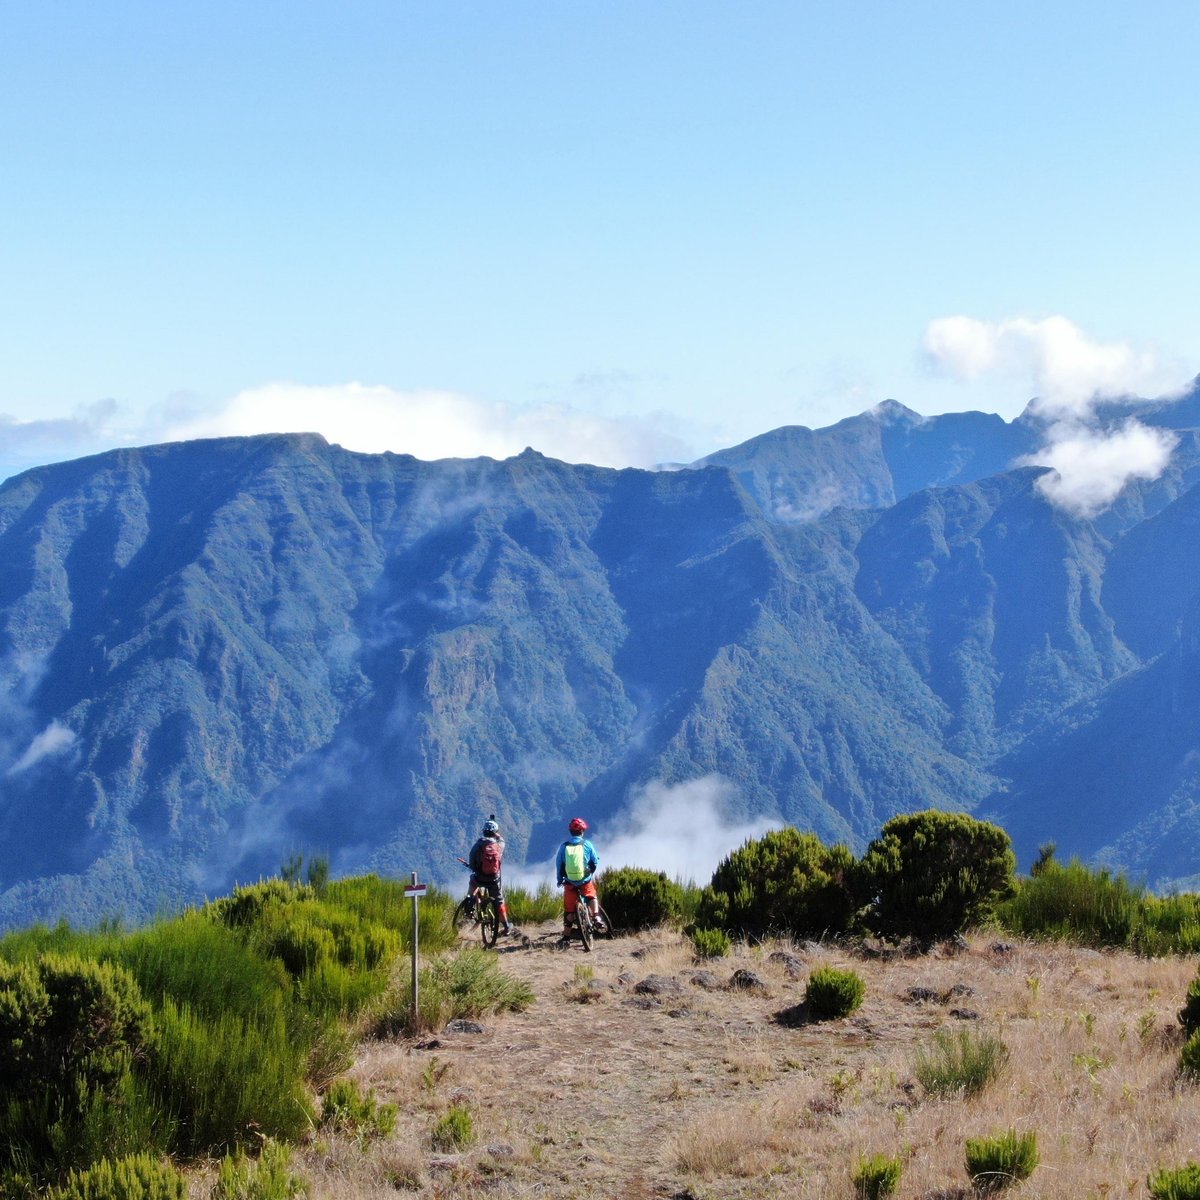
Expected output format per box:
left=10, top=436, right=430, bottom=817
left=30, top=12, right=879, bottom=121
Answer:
left=403, top=872, right=428, bottom=1019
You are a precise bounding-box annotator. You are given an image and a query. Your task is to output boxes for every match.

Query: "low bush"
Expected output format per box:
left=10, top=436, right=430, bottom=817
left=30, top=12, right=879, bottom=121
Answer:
left=45, top=1154, right=186, bottom=1200
left=805, top=966, right=865, bottom=1019
left=597, top=867, right=684, bottom=931
left=1180, top=976, right=1200, bottom=1037
left=369, top=947, right=534, bottom=1037
left=1180, top=1029, right=1200, bottom=1080
left=430, top=1104, right=474, bottom=1152
left=914, top=1028, right=1009, bottom=1098
left=0, top=954, right=155, bottom=1105
left=697, top=828, right=854, bottom=941
left=852, top=1153, right=902, bottom=1199
left=318, top=1079, right=397, bottom=1142
left=503, top=883, right=560, bottom=924
left=1149, top=1162, right=1200, bottom=1199
left=690, top=928, right=731, bottom=959
left=147, top=999, right=314, bottom=1156
left=212, top=1143, right=306, bottom=1200
left=964, top=1129, right=1038, bottom=1192
left=998, top=857, right=1141, bottom=948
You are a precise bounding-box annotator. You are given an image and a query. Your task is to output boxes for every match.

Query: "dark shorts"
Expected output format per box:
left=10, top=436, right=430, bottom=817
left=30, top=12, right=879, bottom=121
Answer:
left=469, top=873, right=503, bottom=902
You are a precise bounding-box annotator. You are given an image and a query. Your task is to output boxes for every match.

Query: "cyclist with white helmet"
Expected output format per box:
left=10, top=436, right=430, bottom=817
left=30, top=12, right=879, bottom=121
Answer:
left=556, top=817, right=602, bottom=940
left=467, top=815, right=512, bottom=936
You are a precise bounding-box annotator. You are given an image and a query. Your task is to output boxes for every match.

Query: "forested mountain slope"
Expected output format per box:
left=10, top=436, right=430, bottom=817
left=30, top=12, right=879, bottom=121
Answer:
left=2, top=388, right=1200, bottom=925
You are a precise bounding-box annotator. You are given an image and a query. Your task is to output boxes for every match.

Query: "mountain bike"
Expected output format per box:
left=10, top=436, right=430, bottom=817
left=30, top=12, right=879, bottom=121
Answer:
left=453, top=858, right=500, bottom=949
left=562, top=893, right=613, bottom=952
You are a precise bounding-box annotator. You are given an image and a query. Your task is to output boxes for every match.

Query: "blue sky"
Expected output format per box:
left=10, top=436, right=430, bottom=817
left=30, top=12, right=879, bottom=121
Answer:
left=2, top=1, right=1198, bottom=480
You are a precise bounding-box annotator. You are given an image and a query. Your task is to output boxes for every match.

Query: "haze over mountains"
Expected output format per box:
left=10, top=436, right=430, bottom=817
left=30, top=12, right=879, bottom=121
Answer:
left=2, top=385, right=1199, bottom=928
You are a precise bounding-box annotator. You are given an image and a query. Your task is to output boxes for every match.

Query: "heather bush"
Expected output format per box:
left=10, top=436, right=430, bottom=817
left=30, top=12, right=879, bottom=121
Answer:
left=805, top=965, right=865, bottom=1019
left=852, top=1153, right=902, bottom=1199
left=0, top=954, right=155, bottom=1104
left=503, top=882, right=560, bottom=924
left=998, top=856, right=1141, bottom=947
left=1180, top=1029, right=1200, bottom=1080
left=914, top=1028, right=1009, bottom=1098
left=211, top=1142, right=306, bottom=1200
left=859, top=810, right=1015, bottom=944
left=598, top=867, right=684, bottom=930
left=1180, top=975, right=1200, bottom=1036
left=697, top=827, right=854, bottom=940
left=690, top=927, right=731, bottom=959
left=318, top=1078, right=397, bottom=1142
left=45, top=1154, right=186, bottom=1200
left=1149, top=1162, right=1200, bottom=1199
left=147, top=998, right=314, bottom=1155
left=964, top=1129, right=1038, bottom=1192
left=430, top=1104, right=474, bottom=1151
left=368, top=947, right=534, bottom=1037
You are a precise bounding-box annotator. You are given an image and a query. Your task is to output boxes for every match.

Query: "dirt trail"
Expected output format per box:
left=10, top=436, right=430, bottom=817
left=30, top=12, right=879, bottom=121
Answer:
left=322, top=927, right=1197, bottom=1199
left=342, top=922, right=905, bottom=1198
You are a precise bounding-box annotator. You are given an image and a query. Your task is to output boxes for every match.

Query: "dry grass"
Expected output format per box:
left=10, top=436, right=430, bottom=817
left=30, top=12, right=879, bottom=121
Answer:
left=288, top=924, right=1200, bottom=1199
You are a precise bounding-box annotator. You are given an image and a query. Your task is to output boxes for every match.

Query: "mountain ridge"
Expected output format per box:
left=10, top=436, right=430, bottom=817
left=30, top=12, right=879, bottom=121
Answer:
left=3, top=392, right=1200, bottom=926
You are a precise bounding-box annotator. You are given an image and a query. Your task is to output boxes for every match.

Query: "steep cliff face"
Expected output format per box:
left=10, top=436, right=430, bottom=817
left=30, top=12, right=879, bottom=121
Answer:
left=2, top=394, right=1200, bottom=926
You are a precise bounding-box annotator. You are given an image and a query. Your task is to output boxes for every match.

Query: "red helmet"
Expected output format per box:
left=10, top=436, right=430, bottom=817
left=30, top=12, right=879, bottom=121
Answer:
left=568, top=817, right=588, bottom=835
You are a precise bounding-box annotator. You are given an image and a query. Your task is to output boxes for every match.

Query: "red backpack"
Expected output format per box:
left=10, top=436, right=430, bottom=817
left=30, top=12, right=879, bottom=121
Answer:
left=479, top=839, right=502, bottom=877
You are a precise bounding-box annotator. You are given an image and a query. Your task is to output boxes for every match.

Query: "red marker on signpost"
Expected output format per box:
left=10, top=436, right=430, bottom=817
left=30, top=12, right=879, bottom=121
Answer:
left=404, top=872, right=428, bottom=1020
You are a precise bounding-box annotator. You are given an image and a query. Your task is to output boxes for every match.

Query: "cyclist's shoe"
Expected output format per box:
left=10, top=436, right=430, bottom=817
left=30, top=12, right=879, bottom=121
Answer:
left=500, top=923, right=512, bottom=936
left=593, top=919, right=606, bottom=933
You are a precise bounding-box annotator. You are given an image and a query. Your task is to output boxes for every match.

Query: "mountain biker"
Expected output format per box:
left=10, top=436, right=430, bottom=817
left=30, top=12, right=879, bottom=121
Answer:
left=467, top=816, right=512, bottom=936
left=556, top=817, right=602, bottom=940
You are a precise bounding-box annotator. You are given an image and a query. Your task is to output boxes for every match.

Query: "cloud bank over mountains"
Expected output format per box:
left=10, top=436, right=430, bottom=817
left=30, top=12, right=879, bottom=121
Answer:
left=1, top=316, right=1195, bottom=521
left=923, top=314, right=1189, bottom=516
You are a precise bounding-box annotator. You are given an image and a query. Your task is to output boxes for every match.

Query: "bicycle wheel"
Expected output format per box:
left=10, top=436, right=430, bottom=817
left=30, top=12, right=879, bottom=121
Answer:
left=479, top=898, right=500, bottom=948
left=576, top=903, right=594, bottom=952
left=452, top=898, right=474, bottom=933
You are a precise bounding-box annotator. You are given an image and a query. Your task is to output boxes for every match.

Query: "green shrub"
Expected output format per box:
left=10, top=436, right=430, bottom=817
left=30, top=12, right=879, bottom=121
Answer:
left=147, top=998, right=314, bottom=1155
left=0, top=954, right=155, bottom=1105
left=597, top=867, right=683, bottom=931
left=1180, top=1029, right=1200, bottom=1080
left=369, top=948, right=534, bottom=1037
left=858, top=810, right=1016, bottom=945
left=45, top=1154, right=186, bottom=1200
left=120, top=913, right=290, bottom=1010
left=1149, top=1162, right=1200, bottom=1199
left=805, top=966, right=865, bottom=1019
left=697, top=827, right=855, bottom=941
left=997, top=857, right=1141, bottom=948
left=212, top=1142, right=306, bottom=1200
left=964, top=1129, right=1038, bottom=1192
left=430, top=1104, right=474, bottom=1152
left=690, top=928, right=731, bottom=960
left=208, top=881, right=316, bottom=929
left=1181, top=976, right=1200, bottom=1037
left=318, top=1079, right=397, bottom=1142
left=852, top=1153, right=902, bottom=1199
left=914, top=1028, right=1009, bottom=1098
left=503, top=883, right=560, bottom=924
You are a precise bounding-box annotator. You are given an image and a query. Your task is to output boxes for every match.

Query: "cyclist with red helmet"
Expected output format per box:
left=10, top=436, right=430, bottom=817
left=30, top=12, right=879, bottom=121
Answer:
left=556, top=817, right=602, bottom=941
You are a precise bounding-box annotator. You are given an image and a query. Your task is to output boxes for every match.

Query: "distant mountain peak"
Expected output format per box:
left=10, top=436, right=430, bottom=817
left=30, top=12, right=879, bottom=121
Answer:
left=868, top=399, right=925, bottom=426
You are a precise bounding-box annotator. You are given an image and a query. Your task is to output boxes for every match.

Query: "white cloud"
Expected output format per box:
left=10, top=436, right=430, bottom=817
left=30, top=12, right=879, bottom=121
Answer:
left=163, top=382, right=693, bottom=469
left=514, top=775, right=781, bottom=889
left=922, top=314, right=1191, bottom=515
left=922, top=314, right=1176, bottom=417
left=7, top=719, right=77, bottom=775
left=1020, top=420, right=1179, bottom=518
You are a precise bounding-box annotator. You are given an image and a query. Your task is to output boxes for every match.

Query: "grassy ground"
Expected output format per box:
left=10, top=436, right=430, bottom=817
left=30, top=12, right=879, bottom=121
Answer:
left=296, top=921, right=1200, bottom=1199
